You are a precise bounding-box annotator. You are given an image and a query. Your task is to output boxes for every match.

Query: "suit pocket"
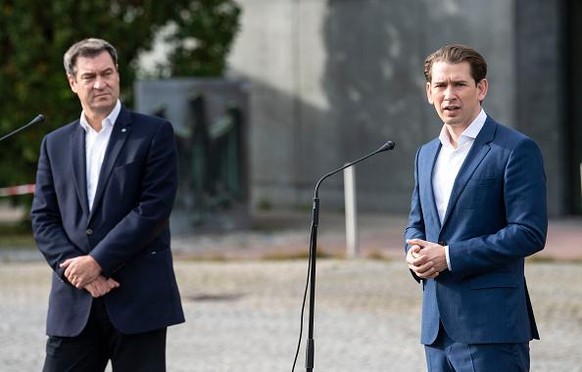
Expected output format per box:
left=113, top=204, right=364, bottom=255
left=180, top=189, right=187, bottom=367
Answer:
left=465, top=176, right=498, bottom=186
left=468, top=272, right=517, bottom=289
left=461, top=176, right=502, bottom=210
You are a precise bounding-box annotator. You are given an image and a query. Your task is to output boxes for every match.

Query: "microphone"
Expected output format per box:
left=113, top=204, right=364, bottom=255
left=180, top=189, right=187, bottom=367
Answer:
left=313, top=140, right=395, bottom=197
left=0, top=114, right=45, bottom=142
left=299, top=140, right=395, bottom=372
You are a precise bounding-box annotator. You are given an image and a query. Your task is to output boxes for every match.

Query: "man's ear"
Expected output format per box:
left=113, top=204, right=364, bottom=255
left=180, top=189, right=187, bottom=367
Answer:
left=476, top=78, right=488, bottom=102
left=67, top=74, right=77, bottom=94
left=67, top=74, right=78, bottom=94
left=426, top=82, right=434, bottom=104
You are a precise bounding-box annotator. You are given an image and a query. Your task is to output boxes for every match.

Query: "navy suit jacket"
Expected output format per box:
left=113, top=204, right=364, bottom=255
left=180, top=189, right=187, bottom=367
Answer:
left=404, top=116, right=547, bottom=345
left=31, top=106, right=185, bottom=337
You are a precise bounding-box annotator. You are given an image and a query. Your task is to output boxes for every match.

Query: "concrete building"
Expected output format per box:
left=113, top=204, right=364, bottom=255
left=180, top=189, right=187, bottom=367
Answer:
left=225, top=0, right=581, bottom=217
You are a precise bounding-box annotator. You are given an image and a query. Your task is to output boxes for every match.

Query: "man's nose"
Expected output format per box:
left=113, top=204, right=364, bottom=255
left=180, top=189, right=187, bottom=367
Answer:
left=443, top=86, right=455, bottom=100
left=93, top=76, right=104, bottom=89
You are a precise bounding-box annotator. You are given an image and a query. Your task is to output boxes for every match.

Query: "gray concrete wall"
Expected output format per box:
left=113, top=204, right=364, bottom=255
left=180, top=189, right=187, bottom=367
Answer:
left=516, top=0, right=567, bottom=216
left=227, top=0, right=564, bottom=215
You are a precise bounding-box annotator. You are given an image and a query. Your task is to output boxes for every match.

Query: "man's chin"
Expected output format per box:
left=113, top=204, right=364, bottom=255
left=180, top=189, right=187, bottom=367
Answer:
left=441, top=115, right=463, bottom=126
left=91, top=101, right=116, bottom=114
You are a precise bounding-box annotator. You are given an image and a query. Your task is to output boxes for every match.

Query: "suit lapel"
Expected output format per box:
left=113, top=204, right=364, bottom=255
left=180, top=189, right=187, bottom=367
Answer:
left=422, top=139, right=442, bottom=230
left=441, top=118, right=497, bottom=228
left=70, top=123, right=90, bottom=217
left=89, top=107, right=132, bottom=219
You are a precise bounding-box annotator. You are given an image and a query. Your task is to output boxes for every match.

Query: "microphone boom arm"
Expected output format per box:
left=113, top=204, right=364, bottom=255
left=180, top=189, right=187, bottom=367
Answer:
left=0, top=114, right=45, bottom=142
left=304, top=140, right=395, bottom=371
left=313, top=141, right=395, bottom=198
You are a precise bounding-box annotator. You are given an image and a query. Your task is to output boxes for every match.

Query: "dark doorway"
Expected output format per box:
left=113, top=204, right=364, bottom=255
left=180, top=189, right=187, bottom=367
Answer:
left=565, top=0, right=582, bottom=214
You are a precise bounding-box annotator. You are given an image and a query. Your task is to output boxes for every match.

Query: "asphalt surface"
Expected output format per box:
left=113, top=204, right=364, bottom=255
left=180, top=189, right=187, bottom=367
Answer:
left=0, top=211, right=581, bottom=371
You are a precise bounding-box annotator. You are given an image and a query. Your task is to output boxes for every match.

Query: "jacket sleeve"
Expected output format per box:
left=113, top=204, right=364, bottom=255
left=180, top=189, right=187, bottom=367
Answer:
left=30, top=136, right=83, bottom=282
left=404, top=148, right=426, bottom=283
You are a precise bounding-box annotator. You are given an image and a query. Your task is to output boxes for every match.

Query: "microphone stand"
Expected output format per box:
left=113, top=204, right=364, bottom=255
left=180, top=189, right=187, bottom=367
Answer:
left=305, top=141, right=395, bottom=371
left=0, top=114, right=45, bottom=142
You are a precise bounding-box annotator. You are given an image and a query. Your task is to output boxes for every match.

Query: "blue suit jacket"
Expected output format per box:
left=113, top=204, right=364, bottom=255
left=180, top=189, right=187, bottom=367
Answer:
left=31, top=106, right=185, bottom=337
left=404, top=116, right=547, bottom=345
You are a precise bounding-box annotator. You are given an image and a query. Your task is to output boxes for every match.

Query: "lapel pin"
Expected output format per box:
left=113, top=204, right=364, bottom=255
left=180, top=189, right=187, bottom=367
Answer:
left=121, top=128, right=127, bottom=133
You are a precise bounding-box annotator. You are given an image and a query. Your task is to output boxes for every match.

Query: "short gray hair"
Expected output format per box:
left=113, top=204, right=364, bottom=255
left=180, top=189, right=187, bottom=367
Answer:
left=63, top=38, right=118, bottom=76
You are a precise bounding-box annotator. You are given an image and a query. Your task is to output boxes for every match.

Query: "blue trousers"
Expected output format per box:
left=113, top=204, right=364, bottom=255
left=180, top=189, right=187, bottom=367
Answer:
left=424, top=325, right=530, bottom=372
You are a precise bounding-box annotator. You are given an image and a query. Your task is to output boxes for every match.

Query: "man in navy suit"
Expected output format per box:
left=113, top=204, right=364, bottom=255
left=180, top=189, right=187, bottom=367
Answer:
left=404, top=44, right=547, bottom=371
left=31, top=38, right=184, bottom=371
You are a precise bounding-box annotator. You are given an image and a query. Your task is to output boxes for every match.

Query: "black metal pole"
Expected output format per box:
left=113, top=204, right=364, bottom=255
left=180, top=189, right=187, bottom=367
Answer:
left=304, top=141, right=395, bottom=371
left=305, top=196, right=319, bottom=371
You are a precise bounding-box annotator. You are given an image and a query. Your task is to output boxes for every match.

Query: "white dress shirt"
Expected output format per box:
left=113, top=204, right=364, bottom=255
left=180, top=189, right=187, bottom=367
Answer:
left=432, top=109, right=487, bottom=270
left=79, top=100, right=121, bottom=211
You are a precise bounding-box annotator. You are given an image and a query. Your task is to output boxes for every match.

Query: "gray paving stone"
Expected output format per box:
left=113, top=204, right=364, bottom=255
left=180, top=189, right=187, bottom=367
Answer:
left=1, top=260, right=581, bottom=371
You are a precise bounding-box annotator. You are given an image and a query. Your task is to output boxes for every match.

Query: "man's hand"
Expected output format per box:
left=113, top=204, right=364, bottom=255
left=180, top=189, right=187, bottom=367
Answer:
left=406, top=239, right=448, bottom=279
left=84, top=276, right=120, bottom=298
left=60, top=255, right=102, bottom=288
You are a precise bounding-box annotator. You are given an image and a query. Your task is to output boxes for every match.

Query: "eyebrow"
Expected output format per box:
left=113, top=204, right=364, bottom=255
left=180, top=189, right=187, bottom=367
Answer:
left=432, top=78, right=469, bottom=85
left=79, top=67, right=115, bottom=77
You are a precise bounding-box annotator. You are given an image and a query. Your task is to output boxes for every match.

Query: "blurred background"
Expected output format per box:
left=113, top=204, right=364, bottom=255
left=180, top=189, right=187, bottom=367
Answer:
left=224, top=0, right=581, bottom=218
left=1, top=0, right=580, bottom=236
left=1, top=1, right=581, bottom=371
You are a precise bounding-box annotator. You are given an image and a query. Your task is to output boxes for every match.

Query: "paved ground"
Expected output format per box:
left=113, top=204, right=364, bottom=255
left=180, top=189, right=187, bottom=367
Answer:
left=0, top=210, right=580, bottom=371
left=178, top=211, right=582, bottom=261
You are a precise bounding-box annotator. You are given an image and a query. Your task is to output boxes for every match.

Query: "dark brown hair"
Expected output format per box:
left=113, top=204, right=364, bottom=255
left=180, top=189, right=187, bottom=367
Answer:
left=424, top=44, right=487, bottom=84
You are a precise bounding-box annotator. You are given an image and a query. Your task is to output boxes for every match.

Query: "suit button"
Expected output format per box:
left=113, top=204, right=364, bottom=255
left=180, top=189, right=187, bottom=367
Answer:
left=86, top=228, right=93, bottom=235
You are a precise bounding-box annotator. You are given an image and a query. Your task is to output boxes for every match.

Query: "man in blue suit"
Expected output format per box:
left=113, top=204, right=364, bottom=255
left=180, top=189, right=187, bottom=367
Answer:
left=31, top=38, right=184, bottom=371
left=404, top=44, right=547, bottom=371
